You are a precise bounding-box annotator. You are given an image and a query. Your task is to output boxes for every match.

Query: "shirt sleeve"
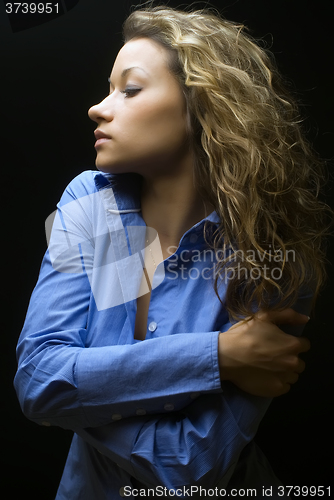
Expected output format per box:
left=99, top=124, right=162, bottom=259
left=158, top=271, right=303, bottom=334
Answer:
left=71, top=292, right=312, bottom=489
left=76, top=386, right=272, bottom=489
left=14, top=280, right=222, bottom=430
left=70, top=292, right=312, bottom=490
left=14, top=172, right=223, bottom=430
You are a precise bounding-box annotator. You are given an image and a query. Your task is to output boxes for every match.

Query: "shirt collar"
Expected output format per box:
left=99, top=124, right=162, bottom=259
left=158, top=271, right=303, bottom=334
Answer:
left=205, top=210, right=220, bottom=225
left=94, top=171, right=220, bottom=226
left=95, top=171, right=142, bottom=212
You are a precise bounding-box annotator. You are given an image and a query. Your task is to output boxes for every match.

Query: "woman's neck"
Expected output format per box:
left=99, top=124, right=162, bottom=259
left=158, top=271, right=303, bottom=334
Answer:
left=140, top=162, right=213, bottom=253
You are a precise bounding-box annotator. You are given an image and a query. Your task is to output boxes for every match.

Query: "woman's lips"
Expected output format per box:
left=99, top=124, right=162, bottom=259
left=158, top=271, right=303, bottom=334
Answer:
left=94, top=129, right=111, bottom=148
left=95, top=137, right=111, bottom=148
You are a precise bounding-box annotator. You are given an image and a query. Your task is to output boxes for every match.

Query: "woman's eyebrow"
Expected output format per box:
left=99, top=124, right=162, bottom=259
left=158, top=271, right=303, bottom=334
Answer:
left=121, top=66, right=149, bottom=78
left=108, top=66, right=149, bottom=86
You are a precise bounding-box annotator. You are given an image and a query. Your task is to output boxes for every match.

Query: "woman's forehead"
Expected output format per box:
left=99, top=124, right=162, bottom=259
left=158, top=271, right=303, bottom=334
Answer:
left=109, top=38, right=174, bottom=83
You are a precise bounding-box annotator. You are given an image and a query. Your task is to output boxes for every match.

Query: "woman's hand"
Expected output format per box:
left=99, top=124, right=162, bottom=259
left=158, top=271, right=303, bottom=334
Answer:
left=218, top=309, right=311, bottom=397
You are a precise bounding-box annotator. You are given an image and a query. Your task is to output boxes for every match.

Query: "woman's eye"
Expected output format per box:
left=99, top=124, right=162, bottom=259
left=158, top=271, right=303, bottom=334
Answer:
left=121, top=88, right=141, bottom=98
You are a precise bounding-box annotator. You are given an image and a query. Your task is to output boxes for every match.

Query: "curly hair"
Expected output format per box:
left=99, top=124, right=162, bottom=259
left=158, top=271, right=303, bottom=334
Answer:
left=123, top=4, right=332, bottom=321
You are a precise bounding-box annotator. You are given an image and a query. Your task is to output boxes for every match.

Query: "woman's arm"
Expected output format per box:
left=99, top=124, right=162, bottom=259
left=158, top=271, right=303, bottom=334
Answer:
left=14, top=250, right=309, bottom=431
left=14, top=171, right=222, bottom=428
left=14, top=171, right=311, bottom=431
left=14, top=245, right=223, bottom=429
left=76, top=385, right=272, bottom=490
left=72, top=309, right=310, bottom=490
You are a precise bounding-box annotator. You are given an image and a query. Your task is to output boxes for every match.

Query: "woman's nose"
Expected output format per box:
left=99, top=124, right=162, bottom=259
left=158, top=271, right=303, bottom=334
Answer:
left=88, top=95, right=114, bottom=123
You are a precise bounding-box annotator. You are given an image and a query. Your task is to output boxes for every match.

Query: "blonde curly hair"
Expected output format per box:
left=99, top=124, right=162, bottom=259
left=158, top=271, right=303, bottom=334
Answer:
left=123, top=4, right=331, bottom=321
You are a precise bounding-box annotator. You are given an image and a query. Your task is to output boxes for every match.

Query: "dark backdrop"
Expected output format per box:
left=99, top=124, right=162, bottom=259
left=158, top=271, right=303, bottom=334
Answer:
left=2, top=0, right=333, bottom=497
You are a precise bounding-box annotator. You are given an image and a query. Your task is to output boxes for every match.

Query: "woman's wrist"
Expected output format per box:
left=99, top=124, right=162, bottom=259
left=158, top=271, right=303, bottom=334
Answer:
left=218, top=332, right=234, bottom=382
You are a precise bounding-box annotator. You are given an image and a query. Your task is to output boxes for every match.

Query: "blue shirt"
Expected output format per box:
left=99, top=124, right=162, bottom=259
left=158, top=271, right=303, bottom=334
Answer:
left=14, top=171, right=311, bottom=499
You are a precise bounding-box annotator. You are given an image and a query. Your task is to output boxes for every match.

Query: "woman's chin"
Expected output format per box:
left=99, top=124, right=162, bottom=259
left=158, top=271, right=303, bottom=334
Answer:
left=95, top=160, right=129, bottom=175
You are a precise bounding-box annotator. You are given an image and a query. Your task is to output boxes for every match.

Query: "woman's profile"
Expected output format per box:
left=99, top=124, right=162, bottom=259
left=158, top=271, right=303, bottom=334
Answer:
left=14, top=4, right=330, bottom=499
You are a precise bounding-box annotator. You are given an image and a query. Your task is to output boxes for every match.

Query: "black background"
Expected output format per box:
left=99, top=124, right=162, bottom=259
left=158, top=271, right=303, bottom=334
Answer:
left=2, top=0, right=333, bottom=497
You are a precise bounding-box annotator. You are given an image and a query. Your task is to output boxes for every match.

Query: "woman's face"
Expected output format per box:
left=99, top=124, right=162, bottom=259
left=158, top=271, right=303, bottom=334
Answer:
left=88, top=37, right=191, bottom=176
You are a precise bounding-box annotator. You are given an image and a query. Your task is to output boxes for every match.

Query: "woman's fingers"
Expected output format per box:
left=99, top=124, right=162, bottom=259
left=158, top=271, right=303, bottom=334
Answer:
left=256, top=308, right=310, bottom=326
left=297, top=336, right=311, bottom=353
left=285, top=371, right=299, bottom=385
left=295, top=357, right=306, bottom=374
left=220, top=308, right=311, bottom=397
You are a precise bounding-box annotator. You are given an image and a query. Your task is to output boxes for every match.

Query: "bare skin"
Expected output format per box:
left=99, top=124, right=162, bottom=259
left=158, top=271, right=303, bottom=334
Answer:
left=89, top=37, right=311, bottom=397
left=219, top=309, right=310, bottom=397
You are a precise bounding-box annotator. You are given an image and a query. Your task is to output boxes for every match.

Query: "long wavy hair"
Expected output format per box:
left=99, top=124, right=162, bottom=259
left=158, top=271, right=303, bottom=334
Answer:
left=123, top=4, right=332, bottom=321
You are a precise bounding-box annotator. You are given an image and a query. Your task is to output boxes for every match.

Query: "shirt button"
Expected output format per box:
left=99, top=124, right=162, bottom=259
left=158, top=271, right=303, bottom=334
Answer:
left=111, top=414, right=122, bottom=421
left=164, top=403, right=175, bottom=411
left=148, top=321, right=157, bottom=332
left=190, top=392, right=200, bottom=399
left=189, top=233, right=198, bottom=243
left=41, top=421, right=51, bottom=427
left=136, top=408, right=147, bottom=416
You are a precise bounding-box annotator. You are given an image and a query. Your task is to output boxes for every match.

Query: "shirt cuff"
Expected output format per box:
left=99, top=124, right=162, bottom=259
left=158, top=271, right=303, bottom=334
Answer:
left=76, top=330, right=223, bottom=427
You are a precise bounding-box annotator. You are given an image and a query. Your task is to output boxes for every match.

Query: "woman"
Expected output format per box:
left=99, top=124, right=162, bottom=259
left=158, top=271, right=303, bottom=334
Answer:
left=14, top=5, right=329, bottom=499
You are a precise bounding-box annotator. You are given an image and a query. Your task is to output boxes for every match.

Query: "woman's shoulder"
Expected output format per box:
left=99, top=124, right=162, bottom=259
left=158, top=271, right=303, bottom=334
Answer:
left=58, top=169, right=112, bottom=206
